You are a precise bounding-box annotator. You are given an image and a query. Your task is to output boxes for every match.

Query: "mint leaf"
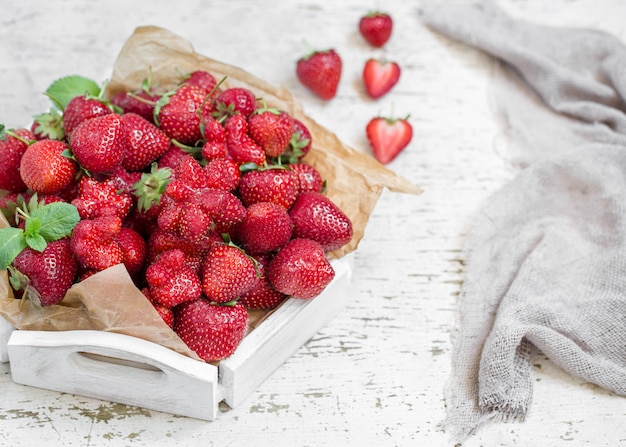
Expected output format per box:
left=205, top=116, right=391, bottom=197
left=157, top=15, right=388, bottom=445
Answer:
left=30, top=202, right=80, bottom=242
left=25, top=232, right=47, bottom=252
left=0, top=227, right=27, bottom=270
left=45, top=75, right=101, bottom=110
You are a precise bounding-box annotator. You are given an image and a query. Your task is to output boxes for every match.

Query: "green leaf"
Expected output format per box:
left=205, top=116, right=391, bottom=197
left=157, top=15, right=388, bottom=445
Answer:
left=25, top=232, right=47, bottom=252
left=45, top=75, right=101, bottom=110
left=0, top=227, right=27, bottom=270
left=29, top=202, right=80, bottom=242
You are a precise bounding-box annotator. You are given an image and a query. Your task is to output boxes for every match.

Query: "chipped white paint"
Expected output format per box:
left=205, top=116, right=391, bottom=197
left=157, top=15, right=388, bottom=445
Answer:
left=1, top=1, right=625, bottom=446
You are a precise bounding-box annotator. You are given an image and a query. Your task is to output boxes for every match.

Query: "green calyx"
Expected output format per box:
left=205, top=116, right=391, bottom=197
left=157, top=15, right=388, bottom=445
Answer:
left=133, top=163, right=172, bottom=213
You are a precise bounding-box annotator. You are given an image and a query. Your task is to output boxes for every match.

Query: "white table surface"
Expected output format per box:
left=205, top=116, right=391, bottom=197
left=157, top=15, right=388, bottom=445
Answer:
left=1, top=1, right=625, bottom=446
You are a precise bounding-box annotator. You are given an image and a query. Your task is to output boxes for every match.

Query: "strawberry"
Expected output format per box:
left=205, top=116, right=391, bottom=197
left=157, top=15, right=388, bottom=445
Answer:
left=111, top=89, right=160, bottom=124
left=268, top=238, right=335, bottom=299
left=71, top=176, right=133, bottom=220
left=296, top=49, right=342, bottom=100
left=0, top=127, right=35, bottom=192
left=365, top=114, right=413, bottom=164
left=70, top=215, right=124, bottom=271
left=237, top=201, right=293, bottom=254
left=173, top=299, right=249, bottom=362
left=280, top=118, right=312, bottom=163
left=8, top=238, right=78, bottom=307
left=359, top=11, right=393, bottom=47
left=156, top=143, right=189, bottom=171
left=121, top=113, right=171, bottom=172
left=63, top=95, right=113, bottom=136
left=116, top=227, right=147, bottom=276
left=289, top=162, right=324, bottom=193
left=194, top=189, right=247, bottom=237
left=213, top=87, right=257, bottom=119
left=30, top=108, right=65, bottom=141
left=203, top=158, right=240, bottom=191
left=202, top=115, right=227, bottom=144
left=69, top=113, right=125, bottom=174
left=289, top=191, right=353, bottom=252
left=145, top=248, right=202, bottom=307
left=201, top=141, right=228, bottom=161
left=201, top=243, right=258, bottom=303
left=224, top=114, right=266, bottom=166
left=362, top=58, right=401, bottom=99
left=155, top=84, right=212, bottom=145
left=248, top=106, right=294, bottom=158
left=238, top=167, right=299, bottom=209
left=19, top=140, right=78, bottom=195
left=239, top=253, right=287, bottom=310
left=184, top=70, right=219, bottom=95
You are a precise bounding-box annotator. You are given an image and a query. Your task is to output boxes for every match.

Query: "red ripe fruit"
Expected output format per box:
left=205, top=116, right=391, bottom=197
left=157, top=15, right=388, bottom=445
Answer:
left=214, top=87, right=257, bottom=119
left=184, top=70, right=218, bottom=94
left=359, top=11, right=393, bottom=48
left=237, top=202, right=293, bottom=254
left=121, top=113, right=171, bottom=172
left=201, top=244, right=258, bottom=304
left=194, top=189, right=247, bottom=236
left=296, top=49, right=342, bottom=100
left=203, top=158, right=240, bottom=191
left=157, top=84, right=211, bottom=146
left=110, top=90, right=160, bottom=124
left=289, top=192, right=353, bottom=252
left=63, top=95, right=113, bottom=136
left=0, top=128, right=35, bottom=192
left=362, top=59, right=401, bottom=99
left=248, top=109, right=294, bottom=158
left=289, top=163, right=324, bottom=193
left=239, top=254, right=287, bottom=310
left=71, top=176, right=133, bottom=220
left=20, top=140, right=78, bottom=195
left=365, top=114, right=413, bottom=164
left=173, top=299, right=249, bottom=362
left=238, top=168, right=299, bottom=209
left=268, top=238, right=335, bottom=299
left=70, top=215, right=124, bottom=271
left=281, top=118, right=313, bottom=163
left=224, top=114, right=266, bottom=166
left=116, top=227, right=147, bottom=276
left=9, top=238, right=78, bottom=307
left=70, top=113, right=125, bottom=174
left=145, top=249, right=202, bottom=308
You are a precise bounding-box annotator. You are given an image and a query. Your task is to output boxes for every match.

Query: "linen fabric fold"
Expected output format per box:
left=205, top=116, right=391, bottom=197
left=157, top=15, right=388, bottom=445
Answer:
left=421, top=1, right=626, bottom=442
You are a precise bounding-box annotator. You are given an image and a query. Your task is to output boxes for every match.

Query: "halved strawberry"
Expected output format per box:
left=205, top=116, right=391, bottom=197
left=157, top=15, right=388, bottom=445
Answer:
left=362, top=58, right=401, bottom=99
left=365, top=114, right=413, bottom=164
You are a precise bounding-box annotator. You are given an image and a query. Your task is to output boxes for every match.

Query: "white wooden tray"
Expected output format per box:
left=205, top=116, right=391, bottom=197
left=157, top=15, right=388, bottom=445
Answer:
left=1, top=254, right=352, bottom=421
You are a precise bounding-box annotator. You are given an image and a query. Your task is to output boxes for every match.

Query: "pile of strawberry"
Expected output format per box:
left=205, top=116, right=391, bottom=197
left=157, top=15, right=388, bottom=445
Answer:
left=0, top=68, right=353, bottom=362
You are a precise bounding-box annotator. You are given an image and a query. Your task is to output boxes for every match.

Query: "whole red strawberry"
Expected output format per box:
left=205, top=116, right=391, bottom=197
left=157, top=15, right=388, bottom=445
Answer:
left=201, top=243, right=258, bottom=303
left=19, top=140, right=78, bottom=195
left=156, top=84, right=211, bottom=145
left=362, top=58, right=401, bottom=99
left=184, top=70, right=219, bottom=94
left=359, top=11, right=393, bottom=47
left=173, top=299, right=249, bottom=362
left=71, top=176, right=133, bottom=220
left=268, top=238, right=335, bottom=299
left=365, top=114, right=413, bottom=164
left=296, top=49, right=342, bottom=100
left=289, top=163, right=324, bottom=194
left=237, top=201, right=293, bottom=254
left=116, top=227, right=147, bottom=276
left=63, top=95, right=113, bottom=136
left=0, top=127, right=35, bottom=192
left=213, top=87, right=257, bottom=119
left=203, top=158, right=240, bottom=191
left=121, top=113, right=171, bottom=171
left=70, top=113, right=125, bottom=174
left=239, top=254, right=287, bottom=310
left=224, top=114, right=266, bottom=166
left=289, top=191, right=353, bottom=252
left=9, top=238, right=78, bottom=307
left=70, top=215, right=124, bottom=271
left=145, top=249, right=202, bottom=307
left=238, top=167, right=299, bottom=209
left=247, top=107, right=294, bottom=158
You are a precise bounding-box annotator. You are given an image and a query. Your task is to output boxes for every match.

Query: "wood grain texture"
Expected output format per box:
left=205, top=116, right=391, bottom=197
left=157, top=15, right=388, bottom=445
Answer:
left=1, top=1, right=625, bottom=446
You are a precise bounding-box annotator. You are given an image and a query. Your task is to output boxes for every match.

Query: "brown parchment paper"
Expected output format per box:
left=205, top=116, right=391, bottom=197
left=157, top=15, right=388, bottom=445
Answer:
left=0, top=26, right=421, bottom=360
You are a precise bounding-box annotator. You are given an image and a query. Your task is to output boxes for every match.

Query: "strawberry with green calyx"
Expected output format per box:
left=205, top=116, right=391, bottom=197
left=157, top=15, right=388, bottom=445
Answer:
left=359, top=11, right=393, bottom=48
left=268, top=238, right=335, bottom=299
left=173, top=298, right=249, bottom=362
left=0, top=125, right=36, bottom=192
left=69, top=113, right=126, bottom=174
left=132, top=163, right=172, bottom=215
left=8, top=238, right=78, bottom=307
left=289, top=191, right=353, bottom=252
left=30, top=108, right=65, bottom=141
left=121, top=112, right=171, bottom=172
left=201, top=241, right=258, bottom=304
left=236, top=201, right=293, bottom=254
left=296, top=48, right=342, bottom=100
left=239, top=253, right=287, bottom=310
left=0, top=200, right=80, bottom=271
left=110, top=68, right=162, bottom=124
left=288, top=162, right=325, bottom=194
left=145, top=248, right=202, bottom=308
left=238, top=164, right=299, bottom=210
left=362, top=58, right=401, bottom=99
left=19, top=139, right=79, bottom=195
left=279, top=118, right=312, bottom=164
left=69, top=215, right=124, bottom=272
left=365, top=111, right=413, bottom=164
left=247, top=101, right=294, bottom=158
left=212, top=87, right=257, bottom=121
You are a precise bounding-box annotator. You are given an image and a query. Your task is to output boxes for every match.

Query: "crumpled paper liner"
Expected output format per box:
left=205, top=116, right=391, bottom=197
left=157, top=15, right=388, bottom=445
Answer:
left=0, top=25, right=421, bottom=361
